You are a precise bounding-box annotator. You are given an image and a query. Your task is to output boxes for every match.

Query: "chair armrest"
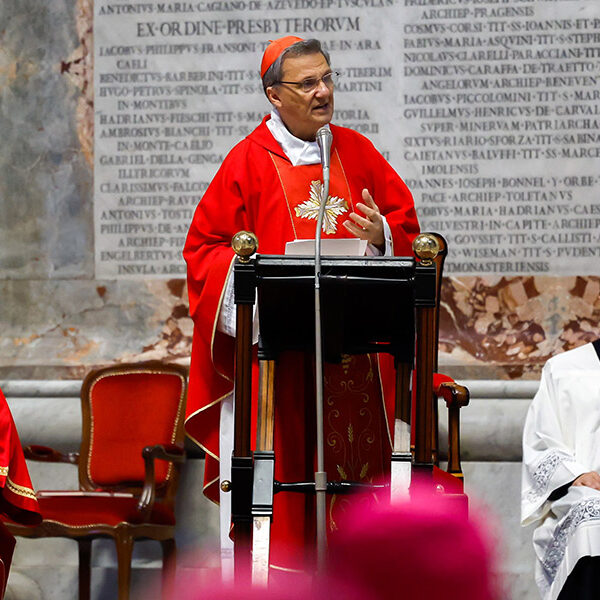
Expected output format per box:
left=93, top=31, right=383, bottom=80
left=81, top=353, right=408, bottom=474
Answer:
left=137, top=445, right=185, bottom=520
left=143, top=444, right=186, bottom=463
left=436, top=382, right=470, bottom=479
left=24, top=445, right=79, bottom=465
left=436, top=381, right=470, bottom=409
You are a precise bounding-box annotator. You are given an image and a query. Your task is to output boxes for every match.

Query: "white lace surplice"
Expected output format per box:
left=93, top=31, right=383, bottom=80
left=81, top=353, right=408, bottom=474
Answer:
left=522, top=342, right=600, bottom=600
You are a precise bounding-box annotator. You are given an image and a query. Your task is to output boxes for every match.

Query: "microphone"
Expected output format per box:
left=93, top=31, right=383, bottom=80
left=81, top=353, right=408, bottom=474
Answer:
left=313, top=125, right=332, bottom=568
left=315, top=126, right=333, bottom=243
left=316, top=126, right=333, bottom=171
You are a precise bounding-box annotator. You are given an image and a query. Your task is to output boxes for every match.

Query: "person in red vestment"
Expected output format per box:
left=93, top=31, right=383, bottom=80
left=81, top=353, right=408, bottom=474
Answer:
left=0, top=388, right=42, bottom=597
left=0, top=389, right=41, bottom=527
left=183, top=36, right=420, bottom=571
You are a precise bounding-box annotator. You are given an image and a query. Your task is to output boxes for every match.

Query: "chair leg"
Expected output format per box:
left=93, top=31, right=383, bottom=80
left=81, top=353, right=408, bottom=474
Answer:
left=160, top=539, right=176, bottom=600
left=114, top=528, right=134, bottom=600
left=78, top=539, right=92, bottom=600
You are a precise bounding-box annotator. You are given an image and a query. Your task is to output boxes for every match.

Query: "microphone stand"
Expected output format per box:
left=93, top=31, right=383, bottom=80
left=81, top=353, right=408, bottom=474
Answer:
left=314, top=126, right=332, bottom=573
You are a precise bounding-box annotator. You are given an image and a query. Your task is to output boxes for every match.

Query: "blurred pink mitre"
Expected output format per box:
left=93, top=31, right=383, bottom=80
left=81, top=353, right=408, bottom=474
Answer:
left=325, top=489, right=497, bottom=600
left=169, top=570, right=372, bottom=600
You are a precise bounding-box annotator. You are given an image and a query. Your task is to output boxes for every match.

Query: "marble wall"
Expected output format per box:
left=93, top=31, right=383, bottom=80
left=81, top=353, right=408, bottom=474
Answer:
left=1, top=0, right=598, bottom=381
left=441, top=274, right=600, bottom=380
left=0, top=0, right=194, bottom=381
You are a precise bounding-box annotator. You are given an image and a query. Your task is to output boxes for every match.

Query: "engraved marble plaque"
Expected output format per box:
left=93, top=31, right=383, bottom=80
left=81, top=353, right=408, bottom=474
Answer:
left=94, top=0, right=600, bottom=278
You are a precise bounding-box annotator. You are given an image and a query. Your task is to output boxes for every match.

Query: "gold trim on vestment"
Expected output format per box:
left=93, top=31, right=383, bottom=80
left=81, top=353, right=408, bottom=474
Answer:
left=270, top=149, right=356, bottom=240
left=184, top=387, right=233, bottom=462
left=269, top=563, right=304, bottom=573
left=0, top=466, right=8, bottom=477
left=202, top=475, right=220, bottom=506
left=6, top=475, right=36, bottom=500
left=184, top=388, right=231, bottom=430
left=210, top=254, right=236, bottom=384
left=191, top=434, right=219, bottom=463
left=334, top=148, right=356, bottom=213
left=269, top=152, right=298, bottom=240
left=182, top=428, right=221, bottom=507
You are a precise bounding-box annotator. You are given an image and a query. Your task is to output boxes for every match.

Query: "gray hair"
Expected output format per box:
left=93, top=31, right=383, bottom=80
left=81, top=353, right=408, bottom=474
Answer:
left=262, top=39, right=331, bottom=93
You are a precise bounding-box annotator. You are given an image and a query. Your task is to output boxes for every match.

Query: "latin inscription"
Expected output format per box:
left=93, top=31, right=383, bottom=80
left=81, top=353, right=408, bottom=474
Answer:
left=94, top=0, right=600, bottom=277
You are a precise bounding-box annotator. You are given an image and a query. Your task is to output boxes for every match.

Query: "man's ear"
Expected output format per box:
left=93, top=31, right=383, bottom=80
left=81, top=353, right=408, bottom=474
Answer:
left=266, top=86, right=283, bottom=108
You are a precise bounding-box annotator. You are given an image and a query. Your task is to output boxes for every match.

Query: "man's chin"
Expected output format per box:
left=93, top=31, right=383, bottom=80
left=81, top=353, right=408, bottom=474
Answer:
left=312, top=110, right=333, bottom=125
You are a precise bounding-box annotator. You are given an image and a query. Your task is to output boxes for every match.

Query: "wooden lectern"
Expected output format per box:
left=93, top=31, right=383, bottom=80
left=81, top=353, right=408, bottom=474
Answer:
left=225, top=231, right=469, bottom=584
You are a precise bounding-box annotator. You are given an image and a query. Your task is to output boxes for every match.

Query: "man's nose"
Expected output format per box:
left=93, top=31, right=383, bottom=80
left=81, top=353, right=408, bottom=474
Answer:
left=314, top=79, right=331, bottom=96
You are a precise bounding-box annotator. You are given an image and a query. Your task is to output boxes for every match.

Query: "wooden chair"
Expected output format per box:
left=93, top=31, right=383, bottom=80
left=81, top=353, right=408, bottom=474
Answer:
left=6, top=361, right=188, bottom=600
left=416, top=233, right=470, bottom=493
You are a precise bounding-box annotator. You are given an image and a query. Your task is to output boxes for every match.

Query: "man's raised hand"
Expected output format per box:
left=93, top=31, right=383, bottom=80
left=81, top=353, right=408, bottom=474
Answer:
left=343, top=188, right=385, bottom=251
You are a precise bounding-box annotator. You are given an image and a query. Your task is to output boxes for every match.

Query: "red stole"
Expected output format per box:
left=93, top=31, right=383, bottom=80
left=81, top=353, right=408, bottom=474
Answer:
left=263, top=153, right=392, bottom=569
left=269, top=150, right=357, bottom=240
left=270, top=352, right=392, bottom=570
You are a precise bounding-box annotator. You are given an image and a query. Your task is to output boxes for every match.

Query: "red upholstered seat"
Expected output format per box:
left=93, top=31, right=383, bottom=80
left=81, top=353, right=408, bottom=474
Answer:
left=406, top=370, right=469, bottom=487
left=5, top=362, right=188, bottom=600
left=35, top=491, right=176, bottom=527
left=433, top=372, right=454, bottom=389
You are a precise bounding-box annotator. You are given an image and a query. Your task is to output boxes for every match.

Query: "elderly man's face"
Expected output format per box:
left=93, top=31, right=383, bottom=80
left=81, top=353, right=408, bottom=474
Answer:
left=266, top=52, right=334, bottom=142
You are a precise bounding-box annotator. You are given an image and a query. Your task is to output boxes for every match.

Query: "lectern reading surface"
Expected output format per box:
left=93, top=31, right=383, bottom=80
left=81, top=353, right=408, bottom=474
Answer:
left=254, top=255, right=418, bottom=364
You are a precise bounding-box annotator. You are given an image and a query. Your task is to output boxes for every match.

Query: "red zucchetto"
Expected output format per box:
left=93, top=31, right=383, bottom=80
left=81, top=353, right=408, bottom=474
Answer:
left=260, top=35, right=304, bottom=78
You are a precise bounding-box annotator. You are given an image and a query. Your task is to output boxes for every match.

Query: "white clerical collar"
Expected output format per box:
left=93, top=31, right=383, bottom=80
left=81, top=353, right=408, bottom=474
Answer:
left=266, top=108, right=330, bottom=166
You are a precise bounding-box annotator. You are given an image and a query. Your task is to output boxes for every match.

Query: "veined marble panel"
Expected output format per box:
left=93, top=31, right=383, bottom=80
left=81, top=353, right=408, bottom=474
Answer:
left=0, top=279, right=192, bottom=379
left=2, top=273, right=599, bottom=380
left=1, top=1, right=598, bottom=380
left=440, top=275, right=600, bottom=380
left=0, top=0, right=93, bottom=280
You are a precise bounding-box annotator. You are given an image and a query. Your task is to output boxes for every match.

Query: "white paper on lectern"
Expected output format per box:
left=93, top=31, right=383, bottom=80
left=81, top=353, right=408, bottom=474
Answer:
left=285, top=238, right=368, bottom=256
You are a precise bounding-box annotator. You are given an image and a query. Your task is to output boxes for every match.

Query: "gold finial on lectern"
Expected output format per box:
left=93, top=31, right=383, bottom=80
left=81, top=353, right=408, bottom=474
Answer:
left=412, top=233, right=440, bottom=266
left=231, top=231, right=258, bottom=263
left=220, top=480, right=231, bottom=493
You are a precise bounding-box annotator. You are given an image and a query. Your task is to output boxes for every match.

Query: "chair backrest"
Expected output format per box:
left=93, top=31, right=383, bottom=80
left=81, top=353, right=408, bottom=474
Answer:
left=78, top=362, right=187, bottom=506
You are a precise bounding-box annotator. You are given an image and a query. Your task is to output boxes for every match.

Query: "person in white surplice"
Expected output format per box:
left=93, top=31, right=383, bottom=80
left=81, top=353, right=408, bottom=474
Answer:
left=522, top=339, right=600, bottom=600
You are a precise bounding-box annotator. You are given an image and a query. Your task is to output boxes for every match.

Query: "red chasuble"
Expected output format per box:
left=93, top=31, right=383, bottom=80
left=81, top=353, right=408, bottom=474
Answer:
left=183, top=116, right=419, bottom=569
left=0, top=390, right=41, bottom=526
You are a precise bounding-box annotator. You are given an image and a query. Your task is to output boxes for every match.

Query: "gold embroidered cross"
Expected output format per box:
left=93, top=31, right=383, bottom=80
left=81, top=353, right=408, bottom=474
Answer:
left=294, top=180, right=348, bottom=234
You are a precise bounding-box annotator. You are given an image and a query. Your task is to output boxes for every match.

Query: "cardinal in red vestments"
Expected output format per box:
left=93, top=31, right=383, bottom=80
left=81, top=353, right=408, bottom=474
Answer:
left=0, top=389, right=41, bottom=526
left=183, top=36, right=420, bottom=571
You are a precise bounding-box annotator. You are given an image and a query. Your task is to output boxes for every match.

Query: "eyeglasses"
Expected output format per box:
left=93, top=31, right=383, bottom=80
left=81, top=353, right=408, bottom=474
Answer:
left=276, top=71, right=341, bottom=93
